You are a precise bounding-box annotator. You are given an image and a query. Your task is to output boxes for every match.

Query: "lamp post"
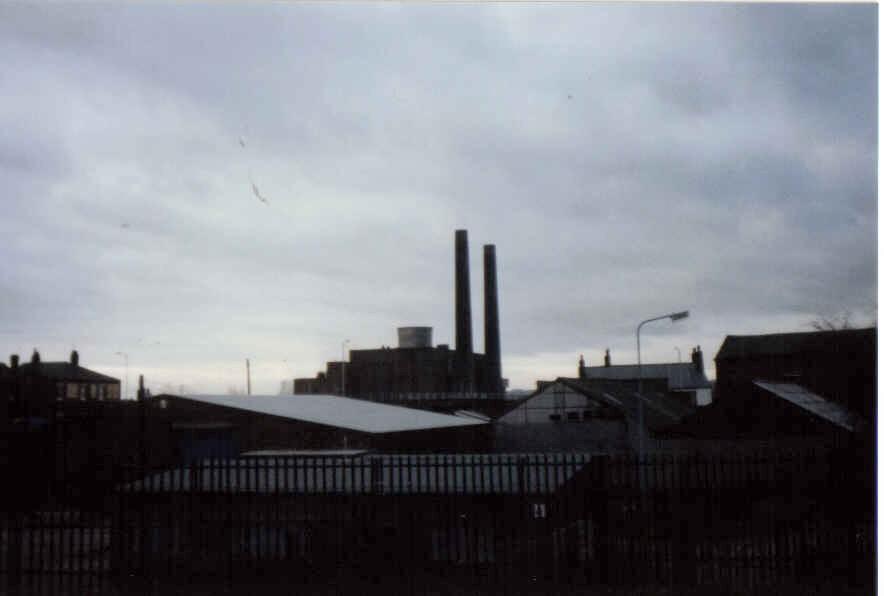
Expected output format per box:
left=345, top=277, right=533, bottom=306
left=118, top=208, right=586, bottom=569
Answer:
left=636, top=311, right=689, bottom=460
left=341, top=340, right=350, bottom=396
left=115, top=352, right=128, bottom=400
left=673, top=347, right=682, bottom=362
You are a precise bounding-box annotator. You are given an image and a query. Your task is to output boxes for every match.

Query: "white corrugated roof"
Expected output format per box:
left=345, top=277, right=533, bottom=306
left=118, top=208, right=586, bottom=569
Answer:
left=753, top=381, right=865, bottom=433
left=453, top=410, right=492, bottom=422
left=179, top=394, right=488, bottom=434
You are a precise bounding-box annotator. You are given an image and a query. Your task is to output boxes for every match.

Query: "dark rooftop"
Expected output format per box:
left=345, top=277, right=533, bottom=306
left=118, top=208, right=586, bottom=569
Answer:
left=15, top=362, right=120, bottom=384
left=715, top=327, right=876, bottom=361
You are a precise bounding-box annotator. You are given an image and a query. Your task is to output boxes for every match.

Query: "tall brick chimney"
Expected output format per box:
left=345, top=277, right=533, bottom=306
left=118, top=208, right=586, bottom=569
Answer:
left=454, top=230, right=474, bottom=392
left=483, top=244, right=502, bottom=394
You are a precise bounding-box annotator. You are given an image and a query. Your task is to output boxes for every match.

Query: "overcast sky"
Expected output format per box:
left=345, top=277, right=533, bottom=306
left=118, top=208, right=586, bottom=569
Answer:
left=0, top=4, right=877, bottom=395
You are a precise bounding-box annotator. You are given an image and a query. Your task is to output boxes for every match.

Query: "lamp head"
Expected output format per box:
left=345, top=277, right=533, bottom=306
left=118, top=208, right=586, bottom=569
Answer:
left=670, top=311, right=690, bottom=322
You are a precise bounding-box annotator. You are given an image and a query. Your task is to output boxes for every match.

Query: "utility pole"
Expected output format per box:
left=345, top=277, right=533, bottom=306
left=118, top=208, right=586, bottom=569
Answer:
left=246, top=359, right=251, bottom=396
left=115, top=352, right=128, bottom=400
left=636, top=311, right=689, bottom=461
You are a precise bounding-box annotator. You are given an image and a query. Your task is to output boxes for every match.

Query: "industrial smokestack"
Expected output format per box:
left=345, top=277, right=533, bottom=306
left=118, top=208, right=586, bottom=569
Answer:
left=454, top=230, right=474, bottom=391
left=483, top=244, right=502, bottom=394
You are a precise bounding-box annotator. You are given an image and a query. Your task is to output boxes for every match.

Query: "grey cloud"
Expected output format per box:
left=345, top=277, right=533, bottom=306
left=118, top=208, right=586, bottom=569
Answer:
left=0, top=4, right=875, bottom=391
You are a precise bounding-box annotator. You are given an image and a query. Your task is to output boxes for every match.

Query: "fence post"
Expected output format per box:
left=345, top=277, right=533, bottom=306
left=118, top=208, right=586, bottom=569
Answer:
left=589, top=456, right=610, bottom=585
left=5, top=511, right=23, bottom=588
left=843, top=442, right=859, bottom=588
left=672, top=453, right=698, bottom=586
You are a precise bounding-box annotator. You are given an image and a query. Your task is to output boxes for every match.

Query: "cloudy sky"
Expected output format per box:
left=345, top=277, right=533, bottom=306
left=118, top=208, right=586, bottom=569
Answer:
left=0, top=4, right=877, bottom=396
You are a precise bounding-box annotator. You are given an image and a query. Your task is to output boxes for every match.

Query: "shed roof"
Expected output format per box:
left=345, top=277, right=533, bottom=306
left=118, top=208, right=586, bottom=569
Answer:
left=581, top=363, right=711, bottom=390
left=754, top=381, right=865, bottom=433
left=173, top=394, right=488, bottom=434
left=121, top=453, right=592, bottom=496
left=715, top=328, right=876, bottom=361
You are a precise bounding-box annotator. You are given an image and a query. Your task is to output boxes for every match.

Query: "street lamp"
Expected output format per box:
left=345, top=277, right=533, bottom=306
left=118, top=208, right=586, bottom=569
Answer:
left=673, top=347, right=682, bottom=363
left=636, top=311, right=689, bottom=459
left=341, top=339, right=350, bottom=396
left=115, top=352, right=129, bottom=400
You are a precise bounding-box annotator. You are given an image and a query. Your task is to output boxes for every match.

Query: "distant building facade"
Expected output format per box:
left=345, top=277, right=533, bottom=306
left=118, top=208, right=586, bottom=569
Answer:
left=7, top=350, right=121, bottom=420
left=579, top=347, right=712, bottom=407
left=295, top=332, right=497, bottom=400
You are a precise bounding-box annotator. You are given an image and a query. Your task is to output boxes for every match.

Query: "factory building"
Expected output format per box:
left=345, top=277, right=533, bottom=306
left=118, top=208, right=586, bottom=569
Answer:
left=295, top=230, right=505, bottom=400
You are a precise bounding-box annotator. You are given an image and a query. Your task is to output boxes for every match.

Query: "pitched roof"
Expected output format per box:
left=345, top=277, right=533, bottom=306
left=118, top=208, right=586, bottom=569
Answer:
left=581, top=363, right=711, bottom=390
left=122, top=453, right=592, bottom=496
left=715, top=328, right=876, bottom=361
left=557, top=378, right=694, bottom=431
left=174, top=394, right=488, bottom=434
left=15, top=362, right=119, bottom=383
left=754, top=381, right=865, bottom=433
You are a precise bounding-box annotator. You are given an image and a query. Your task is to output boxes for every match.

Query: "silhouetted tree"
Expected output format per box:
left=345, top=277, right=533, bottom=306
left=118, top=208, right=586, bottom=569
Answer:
left=809, top=305, right=877, bottom=331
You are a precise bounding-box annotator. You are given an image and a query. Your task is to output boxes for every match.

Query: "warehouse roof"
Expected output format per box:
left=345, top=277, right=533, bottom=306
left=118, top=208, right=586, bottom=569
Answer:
left=174, top=394, right=488, bottom=434
left=121, top=453, right=593, bottom=496
left=754, top=381, right=865, bottom=433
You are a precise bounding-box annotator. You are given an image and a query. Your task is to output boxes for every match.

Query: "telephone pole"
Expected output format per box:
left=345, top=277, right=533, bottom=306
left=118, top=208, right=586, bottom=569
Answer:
left=246, top=359, right=251, bottom=396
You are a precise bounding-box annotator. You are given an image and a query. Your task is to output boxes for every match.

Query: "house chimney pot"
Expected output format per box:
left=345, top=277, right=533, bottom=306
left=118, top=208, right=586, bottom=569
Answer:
left=578, top=354, right=586, bottom=379
left=691, top=346, right=704, bottom=372
left=10, top=354, right=19, bottom=369
left=604, top=349, right=611, bottom=367
left=70, top=350, right=79, bottom=367
left=31, top=349, right=40, bottom=365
